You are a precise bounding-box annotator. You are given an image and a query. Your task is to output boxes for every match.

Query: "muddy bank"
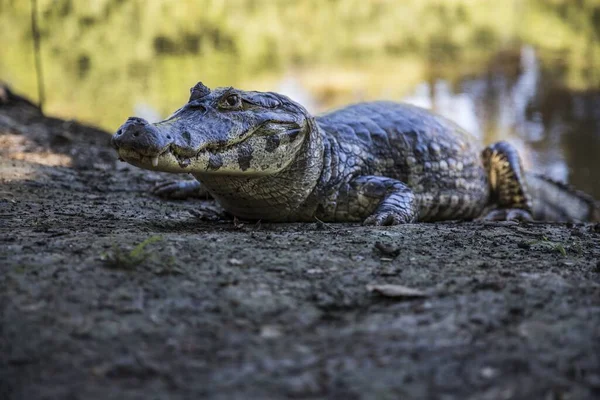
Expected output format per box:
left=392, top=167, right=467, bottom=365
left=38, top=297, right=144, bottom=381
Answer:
left=1, top=88, right=599, bottom=399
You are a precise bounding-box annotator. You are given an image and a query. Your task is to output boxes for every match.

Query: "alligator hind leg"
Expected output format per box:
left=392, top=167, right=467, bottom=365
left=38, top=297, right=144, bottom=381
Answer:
left=152, top=179, right=212, bottom=200
left=348, top=176, right=419, bottom=226
left=481, top=141, right=533, bottom=221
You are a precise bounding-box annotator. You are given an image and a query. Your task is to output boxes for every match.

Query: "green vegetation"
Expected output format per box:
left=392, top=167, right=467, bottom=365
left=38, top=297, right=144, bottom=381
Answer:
left=1, top=0, right=599, bottom=130
left=523, top=235, right=573, bottom=257
left=101, top=235, right=163, bottom=269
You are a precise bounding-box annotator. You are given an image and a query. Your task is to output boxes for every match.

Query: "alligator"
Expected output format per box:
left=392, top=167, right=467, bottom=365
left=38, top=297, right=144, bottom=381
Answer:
left=112, top=82, right=599, bottom=225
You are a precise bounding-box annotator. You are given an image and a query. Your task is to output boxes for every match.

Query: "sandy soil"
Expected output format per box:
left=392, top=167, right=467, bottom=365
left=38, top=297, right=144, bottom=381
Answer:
left=1, top=87, right=599, bottom=400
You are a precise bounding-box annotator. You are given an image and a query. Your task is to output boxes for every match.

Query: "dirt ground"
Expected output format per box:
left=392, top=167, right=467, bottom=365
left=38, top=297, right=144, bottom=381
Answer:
left=1, top=87, right=599, bottom=400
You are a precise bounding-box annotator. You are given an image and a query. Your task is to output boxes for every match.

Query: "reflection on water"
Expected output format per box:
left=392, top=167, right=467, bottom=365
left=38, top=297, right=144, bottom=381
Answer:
left=0, top=0, right=599, bottom=197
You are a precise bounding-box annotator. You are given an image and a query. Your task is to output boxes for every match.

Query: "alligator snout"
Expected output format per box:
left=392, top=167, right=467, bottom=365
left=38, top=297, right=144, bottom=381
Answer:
left=112, top=117, right=171, bottom=155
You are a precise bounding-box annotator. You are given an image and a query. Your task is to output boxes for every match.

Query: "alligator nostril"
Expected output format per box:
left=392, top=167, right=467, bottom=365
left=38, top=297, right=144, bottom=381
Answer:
left=166, top=135, right=172, bottom=139
left=133, top=132, right=140, bottom=137
left=116, top=129, right=122, bottom=136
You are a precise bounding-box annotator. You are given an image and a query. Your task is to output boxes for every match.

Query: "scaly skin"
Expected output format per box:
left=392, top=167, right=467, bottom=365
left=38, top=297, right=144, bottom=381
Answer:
left=112, top=82, right=599, bottom=225
left=306, top=102, right=489, bottom=223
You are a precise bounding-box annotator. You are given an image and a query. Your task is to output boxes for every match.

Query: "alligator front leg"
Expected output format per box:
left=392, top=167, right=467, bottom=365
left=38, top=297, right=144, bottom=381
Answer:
left=152, top=179, right=212, bottom=200
left=482, top=141, right=533, bottom=221
left=347, top=176, right=419, bottom=226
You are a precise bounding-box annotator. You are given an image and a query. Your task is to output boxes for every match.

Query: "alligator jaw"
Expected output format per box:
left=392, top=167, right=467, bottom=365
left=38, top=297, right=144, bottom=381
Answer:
left=118, top=130, right=305, bottom=176
left=116, top=146, right=187, bottom=174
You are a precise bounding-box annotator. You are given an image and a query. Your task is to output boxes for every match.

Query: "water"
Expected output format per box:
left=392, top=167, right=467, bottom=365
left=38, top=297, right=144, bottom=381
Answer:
left=407, top=46, right=600, bottom=198
left=1, top=0, right=599, bottom=197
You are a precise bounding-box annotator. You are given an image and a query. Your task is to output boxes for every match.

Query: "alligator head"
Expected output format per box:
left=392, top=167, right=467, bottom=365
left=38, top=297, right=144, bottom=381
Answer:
left=112, top=82, right=312, bottom=176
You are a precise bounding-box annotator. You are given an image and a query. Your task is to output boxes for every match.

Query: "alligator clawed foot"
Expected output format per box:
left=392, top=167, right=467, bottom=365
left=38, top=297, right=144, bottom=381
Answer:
left=482, top=208, right=533, bottom=222
left=151, top=180, right=211, bottom=200
left=363, top=212, right=411, bottom=226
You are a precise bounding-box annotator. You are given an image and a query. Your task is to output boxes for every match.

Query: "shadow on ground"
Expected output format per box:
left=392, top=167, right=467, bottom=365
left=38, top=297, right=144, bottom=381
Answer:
left=1, top=88, right=599, bottom=399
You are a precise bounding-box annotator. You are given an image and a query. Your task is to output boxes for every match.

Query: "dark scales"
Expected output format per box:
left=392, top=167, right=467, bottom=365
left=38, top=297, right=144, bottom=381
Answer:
left=189, top=82, right=211, bottom=101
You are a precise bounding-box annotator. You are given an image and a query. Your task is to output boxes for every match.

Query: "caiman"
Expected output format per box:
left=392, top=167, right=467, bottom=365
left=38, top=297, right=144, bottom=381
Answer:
left=112, top=82, right=599, bottom=225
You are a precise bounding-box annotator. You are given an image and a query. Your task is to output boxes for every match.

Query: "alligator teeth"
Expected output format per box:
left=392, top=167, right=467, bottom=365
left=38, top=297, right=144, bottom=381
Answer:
left=151, top=156, right=159, bottom=167
left=178, top=158, right=191, bottom=168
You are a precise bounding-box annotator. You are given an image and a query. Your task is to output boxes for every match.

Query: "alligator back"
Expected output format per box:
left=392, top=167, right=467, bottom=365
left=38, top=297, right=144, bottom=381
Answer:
left=314, top=101, right=490, bottom=221
left=526, top=172, right=600, bottom=222
left=315, top=102, right=485, bottom=183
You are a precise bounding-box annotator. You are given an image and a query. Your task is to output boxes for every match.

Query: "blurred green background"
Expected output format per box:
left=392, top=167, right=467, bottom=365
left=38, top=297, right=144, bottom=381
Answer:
left=1, top=0, right=599, bottom=197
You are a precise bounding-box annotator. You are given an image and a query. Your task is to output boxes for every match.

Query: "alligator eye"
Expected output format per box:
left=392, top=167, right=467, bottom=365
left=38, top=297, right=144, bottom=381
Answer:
left=227, top=95, right=238, bottom=105
left=224, top=94, right=240, bottom=108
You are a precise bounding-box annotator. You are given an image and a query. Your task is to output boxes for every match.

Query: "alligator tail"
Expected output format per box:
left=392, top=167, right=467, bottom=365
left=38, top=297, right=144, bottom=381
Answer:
left=525, top=172, right=600, bottom=222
